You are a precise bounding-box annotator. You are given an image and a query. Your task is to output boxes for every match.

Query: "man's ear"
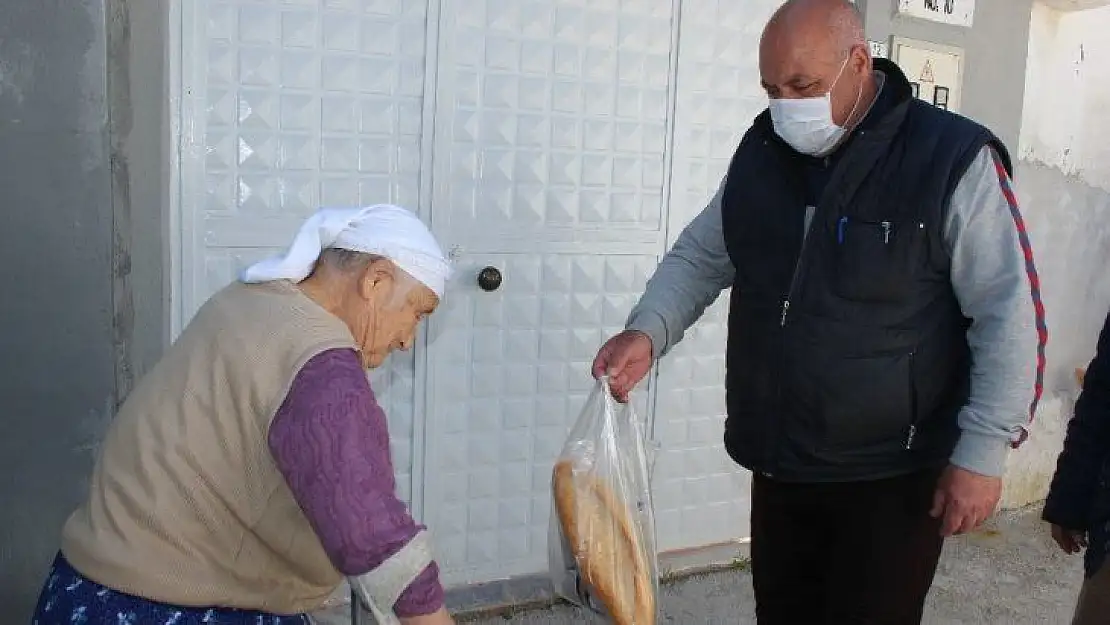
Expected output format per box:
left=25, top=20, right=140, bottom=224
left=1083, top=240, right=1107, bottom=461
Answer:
left=357, top=258, right=396, bottom=302
left=850, top=43, right=871, bottom=76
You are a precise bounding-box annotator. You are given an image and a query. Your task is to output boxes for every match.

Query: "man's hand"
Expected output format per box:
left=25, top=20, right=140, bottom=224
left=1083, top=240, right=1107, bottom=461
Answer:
left=591, top=330, right=654, bottom=403
left=929, top=464, right=1003, bottom=537
left=1050, top=524, right=1088, bottom=555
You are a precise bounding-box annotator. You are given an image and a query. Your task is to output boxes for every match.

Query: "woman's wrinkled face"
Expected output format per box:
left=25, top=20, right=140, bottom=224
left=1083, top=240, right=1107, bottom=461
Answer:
left=343, top=259, right=440, bottom=369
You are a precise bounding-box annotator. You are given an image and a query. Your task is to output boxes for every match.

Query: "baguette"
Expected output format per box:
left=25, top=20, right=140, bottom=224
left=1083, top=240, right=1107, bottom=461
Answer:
left=552, top=460, right=655, bottom=625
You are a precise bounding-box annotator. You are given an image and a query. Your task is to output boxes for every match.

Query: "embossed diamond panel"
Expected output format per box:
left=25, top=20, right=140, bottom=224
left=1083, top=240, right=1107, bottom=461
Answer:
left=424, top=253, right=656, bottom=584
left=180, top=0, right=433, bottom=505
left=432, top=0, right=674, bottom=235
left=650, top=0, right=783, bottom=551
left=422, top=0, right=678, bottom=584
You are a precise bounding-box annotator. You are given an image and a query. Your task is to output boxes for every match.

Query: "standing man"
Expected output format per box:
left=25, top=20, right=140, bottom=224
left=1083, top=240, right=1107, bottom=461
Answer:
left=592, top=0, right=1046, bottom=623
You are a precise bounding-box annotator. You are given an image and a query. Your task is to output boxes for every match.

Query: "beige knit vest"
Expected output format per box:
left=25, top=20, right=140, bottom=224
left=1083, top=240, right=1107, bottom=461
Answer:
left=61, top=280, right=358, bottom=614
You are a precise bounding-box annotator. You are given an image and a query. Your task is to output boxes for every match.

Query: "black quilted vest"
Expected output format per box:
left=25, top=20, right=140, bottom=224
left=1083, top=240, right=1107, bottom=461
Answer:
left=720, top=58, right=1012, bottom=482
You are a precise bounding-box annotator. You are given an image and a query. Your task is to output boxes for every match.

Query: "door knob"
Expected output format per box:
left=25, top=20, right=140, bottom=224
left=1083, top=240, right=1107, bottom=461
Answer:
left=477, top=266, right=502, bottom=292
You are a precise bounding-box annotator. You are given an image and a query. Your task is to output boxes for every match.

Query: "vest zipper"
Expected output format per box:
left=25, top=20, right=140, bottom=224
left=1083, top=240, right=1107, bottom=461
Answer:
left=766, top=133, right=870, bottom=475
left=779, top=215, right=816, bottom=327
left=905, top=351, right=918, bottom=450
left=767, top=205, right=818, bottom=478
left=766, top=144, right=836, bottom=477
left=781, top=155, right=827, bottom=327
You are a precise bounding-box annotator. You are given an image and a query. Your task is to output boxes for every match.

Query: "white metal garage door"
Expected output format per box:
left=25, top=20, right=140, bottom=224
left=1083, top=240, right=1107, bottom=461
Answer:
left=174, top=0, right=780, bottom=588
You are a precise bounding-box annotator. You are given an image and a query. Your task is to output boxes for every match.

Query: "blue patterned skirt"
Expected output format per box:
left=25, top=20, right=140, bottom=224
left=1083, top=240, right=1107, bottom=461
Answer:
left=32, top=552, right=311, bottom=624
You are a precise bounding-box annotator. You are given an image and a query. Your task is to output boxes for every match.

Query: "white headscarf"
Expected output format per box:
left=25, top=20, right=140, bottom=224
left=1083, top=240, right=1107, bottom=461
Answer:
left=240, top=204, right=452, bottom=298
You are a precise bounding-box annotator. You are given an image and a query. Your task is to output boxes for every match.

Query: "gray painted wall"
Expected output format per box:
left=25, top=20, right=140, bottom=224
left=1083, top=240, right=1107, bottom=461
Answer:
left=859, top=0, right=1034, bottom=151
left=0, top=0, right=166, bottom=621
left=110, top=0, right=169, bottom=392
left=0, top=0, right=115, bottom=619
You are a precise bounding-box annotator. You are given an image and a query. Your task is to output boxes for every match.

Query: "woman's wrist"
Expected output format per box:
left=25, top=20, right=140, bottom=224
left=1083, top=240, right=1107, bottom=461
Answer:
left=399, top=606, right=455, bottom=625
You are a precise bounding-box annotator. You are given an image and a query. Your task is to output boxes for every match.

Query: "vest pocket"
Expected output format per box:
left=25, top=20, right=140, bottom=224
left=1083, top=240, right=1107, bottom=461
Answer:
left=797, top=348, right=915, bottom=453
left=832, top=216, right=921, bottom=303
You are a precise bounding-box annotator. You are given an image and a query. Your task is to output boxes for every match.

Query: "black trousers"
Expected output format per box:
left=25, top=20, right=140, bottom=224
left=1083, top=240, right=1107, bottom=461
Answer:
left=750, top=468, right=945, bottom=625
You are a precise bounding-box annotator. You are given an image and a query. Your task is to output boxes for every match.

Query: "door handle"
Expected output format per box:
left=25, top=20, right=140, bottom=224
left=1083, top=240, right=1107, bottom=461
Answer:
left=477, top=266, right=502, bottom=292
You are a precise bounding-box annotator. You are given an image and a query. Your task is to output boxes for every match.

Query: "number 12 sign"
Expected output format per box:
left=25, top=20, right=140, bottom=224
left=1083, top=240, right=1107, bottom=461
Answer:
left=897, top=0, right=976, bottom=27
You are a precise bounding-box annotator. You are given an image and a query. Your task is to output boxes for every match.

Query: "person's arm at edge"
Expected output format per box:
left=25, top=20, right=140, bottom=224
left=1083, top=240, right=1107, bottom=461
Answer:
left=267, top=348, right=446, bottom=618
left=944, top=144, right=1047, bottom=478
left=625, top=176, right=736, bottom=358
left=1043, top=312, right=1110, bottom=530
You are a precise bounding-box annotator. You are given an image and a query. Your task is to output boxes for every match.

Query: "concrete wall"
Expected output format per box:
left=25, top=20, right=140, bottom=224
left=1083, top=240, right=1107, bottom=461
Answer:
left=999, top=1, right=1110, bottom=508
left=109, top=0, right=170, bottom=390
left=859, top=0, right=1034, bottom=151
left=0, top=1, right=167, bottom=621
left=0, top=1, right=115, bottom=620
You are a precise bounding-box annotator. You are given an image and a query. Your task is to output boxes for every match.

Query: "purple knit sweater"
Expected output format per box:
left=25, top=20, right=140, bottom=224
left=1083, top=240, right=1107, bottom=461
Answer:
left=267, top=348, right=444, bottom=617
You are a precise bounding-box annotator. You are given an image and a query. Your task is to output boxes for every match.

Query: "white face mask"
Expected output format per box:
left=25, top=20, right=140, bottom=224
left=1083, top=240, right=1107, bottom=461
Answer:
left=768, top=55, right=863, bottom=157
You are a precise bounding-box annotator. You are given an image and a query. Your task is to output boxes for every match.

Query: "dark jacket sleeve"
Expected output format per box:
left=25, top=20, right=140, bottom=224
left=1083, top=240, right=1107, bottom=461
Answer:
left=1043, top=311, right=1110, bottom=530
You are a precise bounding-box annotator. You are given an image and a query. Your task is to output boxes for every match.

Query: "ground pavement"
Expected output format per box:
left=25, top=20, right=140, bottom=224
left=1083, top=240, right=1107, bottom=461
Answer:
left=317, top=506, right=1087, bottom=624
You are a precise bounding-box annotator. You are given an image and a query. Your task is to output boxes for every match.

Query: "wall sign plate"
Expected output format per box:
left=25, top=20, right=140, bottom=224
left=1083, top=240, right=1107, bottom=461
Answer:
left=869, top=39, right=889, bottom=59
left=897, top=0, right=976, bottom=27
left=890, top=37, right=964, bottom=113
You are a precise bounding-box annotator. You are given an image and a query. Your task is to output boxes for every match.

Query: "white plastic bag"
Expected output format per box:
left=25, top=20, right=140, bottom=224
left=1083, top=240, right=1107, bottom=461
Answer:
left=549, top=377, right=659, bottom=624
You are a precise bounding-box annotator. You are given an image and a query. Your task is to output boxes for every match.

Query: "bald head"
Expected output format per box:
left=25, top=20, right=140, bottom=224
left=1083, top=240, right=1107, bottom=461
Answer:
left=765, top=0, right=865, bottom=58
left=759, top=0, right=874, bottom=130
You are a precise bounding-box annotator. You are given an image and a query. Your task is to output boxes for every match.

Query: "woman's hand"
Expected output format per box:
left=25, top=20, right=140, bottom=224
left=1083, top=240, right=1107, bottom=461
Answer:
left=400, top=607, right=456, bottom=625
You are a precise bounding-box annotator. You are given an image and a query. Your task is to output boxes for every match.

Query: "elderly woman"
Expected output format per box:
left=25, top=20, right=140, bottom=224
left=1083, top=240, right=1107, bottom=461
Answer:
left=31, top=205, right=456, bottom=625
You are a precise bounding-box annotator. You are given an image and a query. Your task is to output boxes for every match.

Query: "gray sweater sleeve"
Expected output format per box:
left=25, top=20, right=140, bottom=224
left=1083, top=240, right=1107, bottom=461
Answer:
left=944, top=145, right=1045, bottom=478
left=625, top=177, right=735, bottom=358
